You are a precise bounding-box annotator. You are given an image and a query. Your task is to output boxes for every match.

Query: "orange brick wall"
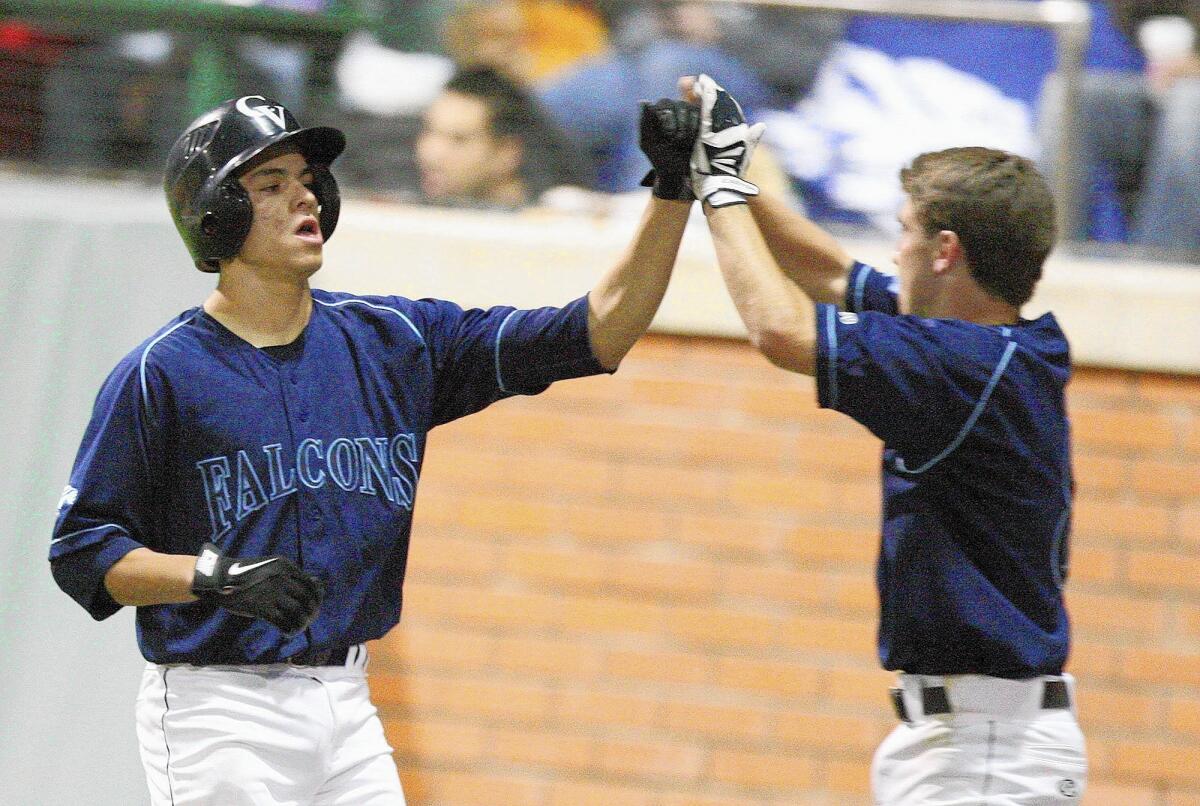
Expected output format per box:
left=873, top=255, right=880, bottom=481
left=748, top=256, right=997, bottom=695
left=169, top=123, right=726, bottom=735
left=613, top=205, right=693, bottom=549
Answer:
left=368, top=334, right=1200, bottom=806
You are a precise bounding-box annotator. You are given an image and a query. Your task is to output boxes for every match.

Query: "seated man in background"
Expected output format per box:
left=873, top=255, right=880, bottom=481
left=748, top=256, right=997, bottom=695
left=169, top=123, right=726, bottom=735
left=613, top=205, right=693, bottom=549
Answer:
left=415, top=65, right=590, bottom=208
left=441, top=0, right=610, bottom=84
left=1039, top=0, right=1200, bottom=253
left=537, top=1, right=843, bottom=192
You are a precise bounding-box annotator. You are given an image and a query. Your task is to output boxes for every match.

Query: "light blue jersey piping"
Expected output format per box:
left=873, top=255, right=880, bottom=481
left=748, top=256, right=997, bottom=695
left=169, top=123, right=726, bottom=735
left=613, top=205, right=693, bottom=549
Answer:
left=493, top=310, right=520, bottom=393
left=824, top=306, right=839, bottom=409
left=314, top=297, right=424, bottom=342
left=892, top=336, right=1019, bottom=475
left=852, top=264, right=871, bottom=313
left=140, top=314, right=200, bottom=410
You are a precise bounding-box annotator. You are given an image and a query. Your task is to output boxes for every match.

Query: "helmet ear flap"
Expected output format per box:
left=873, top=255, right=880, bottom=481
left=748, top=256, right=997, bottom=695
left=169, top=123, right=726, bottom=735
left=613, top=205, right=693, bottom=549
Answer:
left=194, top=180, right=253, bottom=271
left=310, top=164, right=341, bottom=243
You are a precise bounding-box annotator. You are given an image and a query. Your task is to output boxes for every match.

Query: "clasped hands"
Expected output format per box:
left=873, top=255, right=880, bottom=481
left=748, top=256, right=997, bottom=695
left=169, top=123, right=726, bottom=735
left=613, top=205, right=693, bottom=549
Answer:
left=639, top=74, right=766, bottom=208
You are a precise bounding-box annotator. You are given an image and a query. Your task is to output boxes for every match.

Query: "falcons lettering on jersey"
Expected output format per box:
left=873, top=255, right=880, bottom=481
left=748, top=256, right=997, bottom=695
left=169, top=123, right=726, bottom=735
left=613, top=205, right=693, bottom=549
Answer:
left=195, top=433, right=419, bottom=539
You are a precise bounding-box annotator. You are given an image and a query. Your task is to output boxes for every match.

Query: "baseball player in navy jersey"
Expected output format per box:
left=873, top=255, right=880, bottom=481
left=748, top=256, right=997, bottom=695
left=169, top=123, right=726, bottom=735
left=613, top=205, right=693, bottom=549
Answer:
left=49, top=93, right=699, bottom=804
left=683, top=75, right=1086, bottom=804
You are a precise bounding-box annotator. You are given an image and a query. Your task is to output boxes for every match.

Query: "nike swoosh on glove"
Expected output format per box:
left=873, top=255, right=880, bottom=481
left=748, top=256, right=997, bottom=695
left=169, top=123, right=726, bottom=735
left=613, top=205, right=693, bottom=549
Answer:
left=191, top=542, right=324, bottom=634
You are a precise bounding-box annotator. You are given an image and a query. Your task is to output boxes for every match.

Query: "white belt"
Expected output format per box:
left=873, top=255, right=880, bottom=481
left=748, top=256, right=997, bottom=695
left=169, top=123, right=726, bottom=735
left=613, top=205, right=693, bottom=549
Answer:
left=892, top=673, right=1074, bottom=722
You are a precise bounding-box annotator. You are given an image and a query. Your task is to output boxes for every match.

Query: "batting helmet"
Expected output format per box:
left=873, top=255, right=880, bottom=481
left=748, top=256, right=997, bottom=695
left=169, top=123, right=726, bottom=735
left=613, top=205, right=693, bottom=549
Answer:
left=165, top=95, right=346, bottom=272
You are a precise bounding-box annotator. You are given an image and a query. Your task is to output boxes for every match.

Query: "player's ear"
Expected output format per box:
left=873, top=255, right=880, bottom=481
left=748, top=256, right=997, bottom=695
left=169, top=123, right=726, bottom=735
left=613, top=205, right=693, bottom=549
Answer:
left=933, top=230, right=962, bottom=273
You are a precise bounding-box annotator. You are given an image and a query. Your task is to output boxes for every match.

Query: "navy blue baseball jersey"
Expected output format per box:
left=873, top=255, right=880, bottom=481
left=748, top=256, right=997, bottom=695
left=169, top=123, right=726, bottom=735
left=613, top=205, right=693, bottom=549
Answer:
left=50, top=290, right=607, bottom=664
left=815, top=262, right=1072, bottom=678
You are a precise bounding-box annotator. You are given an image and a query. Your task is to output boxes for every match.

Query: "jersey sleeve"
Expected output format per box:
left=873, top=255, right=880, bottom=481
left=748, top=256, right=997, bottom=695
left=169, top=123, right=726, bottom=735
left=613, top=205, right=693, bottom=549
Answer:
left=411, top=294, right=609, bottom=426
left=813, top=303, right=1008, bottom=461
left=49, top=355, right=163, bottom=620
left=844, top=261, right=900, bottom=315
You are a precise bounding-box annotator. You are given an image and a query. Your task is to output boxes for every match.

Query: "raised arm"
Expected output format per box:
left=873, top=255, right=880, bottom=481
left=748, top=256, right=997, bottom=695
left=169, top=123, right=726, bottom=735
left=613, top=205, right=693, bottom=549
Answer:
left=588, top=197, right=690, bottom=369
left=674, top=73, right=853, bottom=307
left=687, top=74, right=819, bottom=375
left=587, top=100, right=699, bottom=369
left=748, top=192, right=854, bottom=306
left=705, top=203, right=817, bottom=375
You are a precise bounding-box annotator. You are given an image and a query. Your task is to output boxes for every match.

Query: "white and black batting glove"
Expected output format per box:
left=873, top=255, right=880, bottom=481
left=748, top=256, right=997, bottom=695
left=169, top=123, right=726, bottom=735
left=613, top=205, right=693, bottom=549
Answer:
left=689, top=74, right=766, bottom=208
left=191, top=543, right=323, bottom=635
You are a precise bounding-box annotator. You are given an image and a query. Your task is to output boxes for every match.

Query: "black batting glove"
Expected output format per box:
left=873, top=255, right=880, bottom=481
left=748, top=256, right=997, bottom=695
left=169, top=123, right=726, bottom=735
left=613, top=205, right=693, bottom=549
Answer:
left=638, top=98, right=701, bottom=201
left=191, top=543, right=323, bottom=635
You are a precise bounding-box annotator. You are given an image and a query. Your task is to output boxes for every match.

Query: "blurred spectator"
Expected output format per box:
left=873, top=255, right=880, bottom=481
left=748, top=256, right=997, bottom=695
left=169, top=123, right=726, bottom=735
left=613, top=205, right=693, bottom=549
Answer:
left=333, top=0, right=602, bottom=201
left=0, top=20, right=73, bottom=161
left=40, top=32, right=312, bottom=174
left=520, top=0, right=609, bottom=80
left=40, top=33, right=189, bottom=173
left=1039, top=0, right=1200, bottom=252
left=413, top=66, right=590, bottom=208
left=443, top=0, right=609, bottom=83
left=536, top=1, right=844, bottom=191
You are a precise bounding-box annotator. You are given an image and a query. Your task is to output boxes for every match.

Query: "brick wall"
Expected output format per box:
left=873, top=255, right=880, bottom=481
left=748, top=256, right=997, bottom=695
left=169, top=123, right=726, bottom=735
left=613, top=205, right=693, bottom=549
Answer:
left=368, top=334, right=1200, bottom=806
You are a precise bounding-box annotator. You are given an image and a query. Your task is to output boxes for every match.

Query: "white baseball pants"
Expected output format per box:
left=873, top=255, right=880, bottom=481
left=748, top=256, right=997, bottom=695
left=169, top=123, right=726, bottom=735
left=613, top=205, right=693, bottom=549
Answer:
left=872, top=674, right=1087, bottom=805
left=135, top=647, right=404, bottom=805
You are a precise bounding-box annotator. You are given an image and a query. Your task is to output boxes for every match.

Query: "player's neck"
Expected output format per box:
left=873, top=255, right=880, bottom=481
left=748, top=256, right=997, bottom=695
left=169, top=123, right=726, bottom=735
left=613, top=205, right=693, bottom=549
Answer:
left=928, top=270, right=1020, bottom=326
left=205, top=269, right=314, bottom=348
left=943, top=290, right=1020, bottom=327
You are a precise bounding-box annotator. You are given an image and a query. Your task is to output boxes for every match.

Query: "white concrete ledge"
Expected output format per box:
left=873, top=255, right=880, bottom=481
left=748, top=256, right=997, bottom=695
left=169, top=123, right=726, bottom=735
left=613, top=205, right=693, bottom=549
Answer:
left=2, top=170, right=1195, bottom=374
left=322, top=199, right=1200, bottom=375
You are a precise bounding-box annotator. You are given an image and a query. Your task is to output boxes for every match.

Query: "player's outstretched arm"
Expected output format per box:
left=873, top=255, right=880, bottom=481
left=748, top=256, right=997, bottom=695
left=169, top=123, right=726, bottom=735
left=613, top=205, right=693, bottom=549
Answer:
left=689, top=74, right=817, bottom=376
left=587, top=100, right=697, bottom=370
left=748, top=192, right=854, bottom=306
left=707, top=204, right=817, bottom=375
left=588, top=197, right=690, bottom=370
left=676, top=74, right=852, bottom=307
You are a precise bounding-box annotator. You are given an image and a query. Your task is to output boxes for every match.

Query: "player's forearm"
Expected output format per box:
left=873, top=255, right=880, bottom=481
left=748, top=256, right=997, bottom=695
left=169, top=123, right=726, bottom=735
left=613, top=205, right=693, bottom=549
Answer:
left=748, top=192, right=853, bottom=305
left=706, top=202, right=817, bottom=375
left=587, top=197, right=692, bottom=369
left=104, top=547, right=198, bottom=606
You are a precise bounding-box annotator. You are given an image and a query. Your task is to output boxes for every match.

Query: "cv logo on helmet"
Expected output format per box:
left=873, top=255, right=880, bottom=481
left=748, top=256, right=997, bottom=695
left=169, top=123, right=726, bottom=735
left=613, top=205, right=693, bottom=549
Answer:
left=235, top=95, right=289, bottom=130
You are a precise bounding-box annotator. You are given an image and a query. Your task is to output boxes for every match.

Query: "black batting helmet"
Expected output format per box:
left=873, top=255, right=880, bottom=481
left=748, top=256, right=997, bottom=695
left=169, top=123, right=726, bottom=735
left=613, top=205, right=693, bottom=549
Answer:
left=164, top=95, right=346, bottom=272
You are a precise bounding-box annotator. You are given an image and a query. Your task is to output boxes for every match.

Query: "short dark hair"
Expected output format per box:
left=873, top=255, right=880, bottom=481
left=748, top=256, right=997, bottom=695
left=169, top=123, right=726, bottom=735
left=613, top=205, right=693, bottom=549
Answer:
left=443, top=66, right=540, bottom=141
left=900, top=147, right=1056, bottom=307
